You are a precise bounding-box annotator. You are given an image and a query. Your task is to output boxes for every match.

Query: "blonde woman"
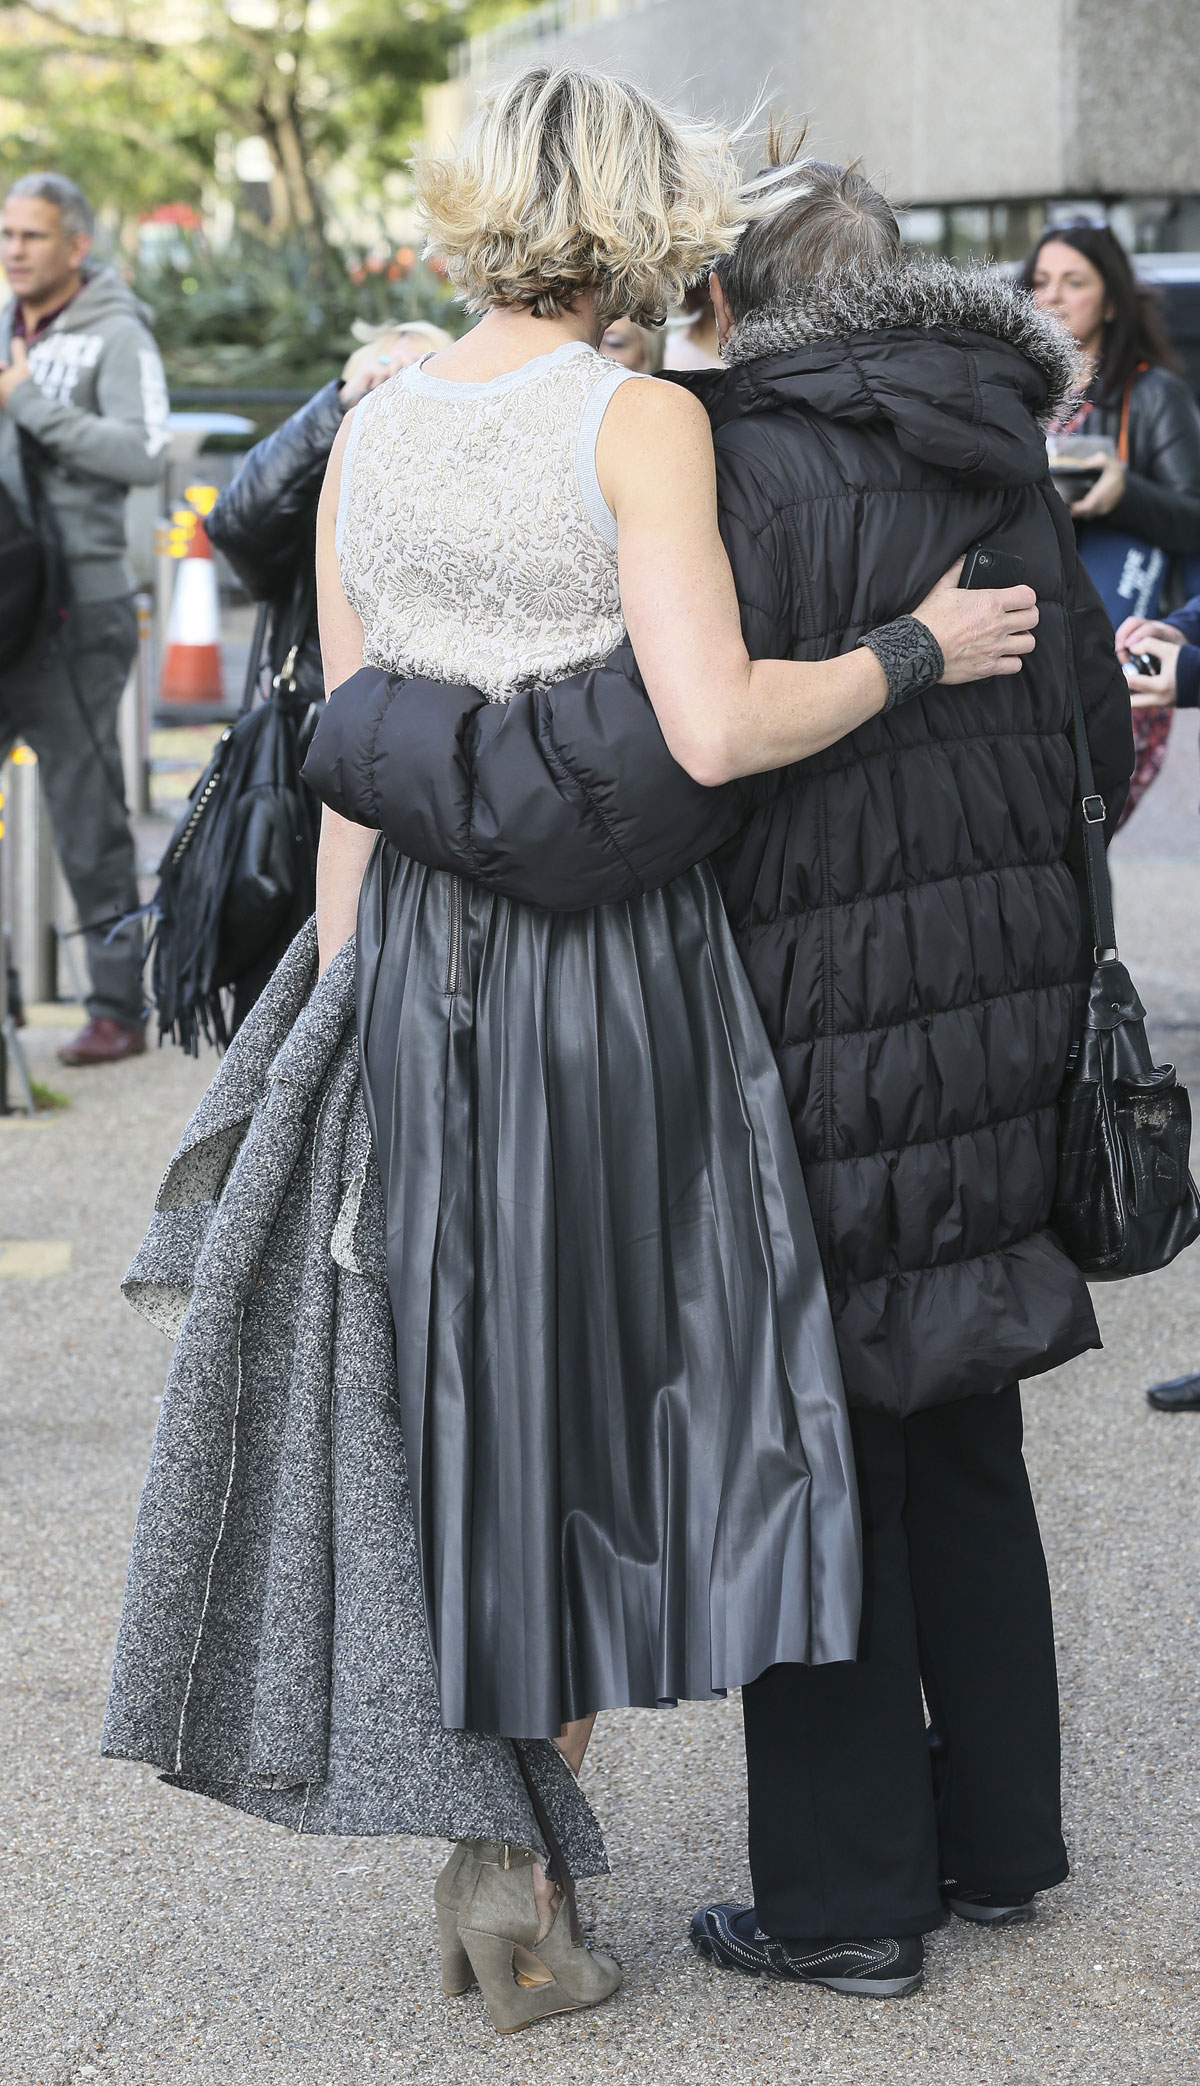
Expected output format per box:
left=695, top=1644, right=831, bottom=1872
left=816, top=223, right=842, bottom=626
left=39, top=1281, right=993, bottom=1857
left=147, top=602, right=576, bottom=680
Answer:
left=302, top=65, right=1036, bottom=2028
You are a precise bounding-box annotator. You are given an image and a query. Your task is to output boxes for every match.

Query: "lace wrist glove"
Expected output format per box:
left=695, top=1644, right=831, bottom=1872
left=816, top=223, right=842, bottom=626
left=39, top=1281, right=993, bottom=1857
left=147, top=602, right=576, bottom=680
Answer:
left=855, top=616, right=945, bottom=712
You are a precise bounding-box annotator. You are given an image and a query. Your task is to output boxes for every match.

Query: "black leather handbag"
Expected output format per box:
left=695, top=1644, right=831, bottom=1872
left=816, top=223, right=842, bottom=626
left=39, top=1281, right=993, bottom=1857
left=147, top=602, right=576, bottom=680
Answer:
left=149, top=582, right=321, bottom=1052
left=1050, top=676, right=1200, bottom=1278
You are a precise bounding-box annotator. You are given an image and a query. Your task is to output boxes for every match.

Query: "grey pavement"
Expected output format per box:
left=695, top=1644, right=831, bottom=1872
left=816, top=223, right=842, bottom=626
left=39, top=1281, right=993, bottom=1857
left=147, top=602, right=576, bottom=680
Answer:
left=1, top=732, right=1199, bottom=2086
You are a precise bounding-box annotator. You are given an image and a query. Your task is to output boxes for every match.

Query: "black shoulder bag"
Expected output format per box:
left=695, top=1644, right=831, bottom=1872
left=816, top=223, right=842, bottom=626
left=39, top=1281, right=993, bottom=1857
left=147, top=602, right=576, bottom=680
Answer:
left=148, top=573, right=321, bottom=1053
left=1050, top=679, right=1200, bottom=1277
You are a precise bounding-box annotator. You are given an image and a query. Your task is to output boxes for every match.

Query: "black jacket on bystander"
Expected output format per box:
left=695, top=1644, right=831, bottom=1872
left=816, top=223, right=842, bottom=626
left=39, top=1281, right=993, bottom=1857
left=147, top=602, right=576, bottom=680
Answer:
left=208, top=378, right=345, bottom=708
left=1087, top=362, right=1200, bottom=556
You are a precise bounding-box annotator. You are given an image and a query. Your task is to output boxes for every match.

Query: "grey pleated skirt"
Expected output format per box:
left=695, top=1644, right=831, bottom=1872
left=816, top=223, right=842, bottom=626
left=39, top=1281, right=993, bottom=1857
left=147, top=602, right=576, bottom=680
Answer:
left=357, top=842, right=860, bottom=1740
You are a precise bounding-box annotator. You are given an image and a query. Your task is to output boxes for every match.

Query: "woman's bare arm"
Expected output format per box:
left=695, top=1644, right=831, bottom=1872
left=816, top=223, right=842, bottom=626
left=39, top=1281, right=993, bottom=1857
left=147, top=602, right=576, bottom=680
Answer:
left=315, top=411, right=377, bottom=972
left=596, top=380, right=1038, bottom=785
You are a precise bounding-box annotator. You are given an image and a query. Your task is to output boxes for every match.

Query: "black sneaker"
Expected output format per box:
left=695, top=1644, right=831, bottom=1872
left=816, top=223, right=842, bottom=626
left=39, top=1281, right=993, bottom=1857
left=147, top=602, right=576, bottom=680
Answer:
left=690, top=1903, right=924, bottom=1998
left=943, top=1885, right=1036, bottom=1926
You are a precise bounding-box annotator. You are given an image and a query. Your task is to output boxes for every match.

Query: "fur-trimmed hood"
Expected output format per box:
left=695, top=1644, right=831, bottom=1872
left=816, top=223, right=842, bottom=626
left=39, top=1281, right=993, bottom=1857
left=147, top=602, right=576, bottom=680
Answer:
left=724, top=259, right=1081, bottom=410
left=695, top=259, right=1084, bottom=488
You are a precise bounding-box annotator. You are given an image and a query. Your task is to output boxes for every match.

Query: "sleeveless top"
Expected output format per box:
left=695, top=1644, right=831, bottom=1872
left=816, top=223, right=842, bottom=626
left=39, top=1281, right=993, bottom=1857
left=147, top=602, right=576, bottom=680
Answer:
left=335, top=339, right=639, bottom=703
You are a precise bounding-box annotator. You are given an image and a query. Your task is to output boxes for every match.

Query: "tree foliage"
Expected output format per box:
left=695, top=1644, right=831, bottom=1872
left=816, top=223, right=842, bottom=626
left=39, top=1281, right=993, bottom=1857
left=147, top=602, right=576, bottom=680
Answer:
left=136, top=229, right=463, bottom=394
left=0, top=0, right=496, bottom=246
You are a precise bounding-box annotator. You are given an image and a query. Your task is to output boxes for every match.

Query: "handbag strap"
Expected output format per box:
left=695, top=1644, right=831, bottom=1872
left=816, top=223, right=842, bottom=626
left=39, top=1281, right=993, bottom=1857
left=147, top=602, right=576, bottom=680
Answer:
left=1116, top=362, right=1148, bottom=466
left=275, top=565, right=316, bottom=687
left=238, top=565, right=314, bottom=717
left=240, top=600, right=271, bottom=715
left=1068, top=670, right=1119, bottom=962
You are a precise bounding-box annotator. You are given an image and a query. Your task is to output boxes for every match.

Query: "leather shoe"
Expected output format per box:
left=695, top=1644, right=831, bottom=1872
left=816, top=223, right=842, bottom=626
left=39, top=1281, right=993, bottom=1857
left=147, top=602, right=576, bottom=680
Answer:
left=57, top=1016, right=147, bottom=1067
left=1147, top=1374, right=1200, bottom=1412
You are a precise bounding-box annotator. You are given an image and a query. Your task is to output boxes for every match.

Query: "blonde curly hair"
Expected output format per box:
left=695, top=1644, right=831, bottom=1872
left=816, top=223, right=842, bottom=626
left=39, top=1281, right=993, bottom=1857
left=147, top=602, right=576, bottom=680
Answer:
left=415, top=66, right=793, bottom=326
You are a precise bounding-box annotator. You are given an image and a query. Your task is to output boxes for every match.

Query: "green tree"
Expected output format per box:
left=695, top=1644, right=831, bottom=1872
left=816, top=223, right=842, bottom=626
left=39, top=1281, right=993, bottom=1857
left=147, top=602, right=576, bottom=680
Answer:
left=0, top=0, right=501, bottom=246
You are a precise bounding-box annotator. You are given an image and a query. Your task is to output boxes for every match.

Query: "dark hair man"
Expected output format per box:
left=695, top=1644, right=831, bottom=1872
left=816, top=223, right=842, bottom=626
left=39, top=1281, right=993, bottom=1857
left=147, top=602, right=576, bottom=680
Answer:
left=304, top=157, right=1134, bottom=1994
left=0, top=171, right=169, bottom=1064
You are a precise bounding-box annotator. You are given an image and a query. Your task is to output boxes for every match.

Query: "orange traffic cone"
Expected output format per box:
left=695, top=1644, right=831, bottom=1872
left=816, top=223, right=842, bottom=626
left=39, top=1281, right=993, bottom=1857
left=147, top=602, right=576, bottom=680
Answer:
left=160, top=513, right=224, bottom=706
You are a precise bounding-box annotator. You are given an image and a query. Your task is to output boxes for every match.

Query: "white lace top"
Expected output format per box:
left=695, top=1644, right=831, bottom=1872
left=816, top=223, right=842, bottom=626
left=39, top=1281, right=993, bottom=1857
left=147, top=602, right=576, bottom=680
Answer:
left=336, top=340, right=638, bottom=703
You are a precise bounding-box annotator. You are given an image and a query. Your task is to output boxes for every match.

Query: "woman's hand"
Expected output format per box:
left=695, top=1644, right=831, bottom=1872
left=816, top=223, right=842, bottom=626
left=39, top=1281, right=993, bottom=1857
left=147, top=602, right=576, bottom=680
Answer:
left=1123, top=628, right=1182, bottom=706
left=1114, top=614, right=1180, bottom=659
left=1069, top=453, right=1126, bottom=518
left=340, top=362, right=390, bottom=408
left=1114, top=614, right=1183, bottom=705
left=911, top=562, right=1040, bottom=682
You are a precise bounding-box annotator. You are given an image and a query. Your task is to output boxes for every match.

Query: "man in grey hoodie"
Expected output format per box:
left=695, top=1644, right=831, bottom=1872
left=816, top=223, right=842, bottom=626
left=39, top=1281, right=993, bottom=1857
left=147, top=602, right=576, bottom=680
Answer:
left=0, top=172, right=169, bottom=1063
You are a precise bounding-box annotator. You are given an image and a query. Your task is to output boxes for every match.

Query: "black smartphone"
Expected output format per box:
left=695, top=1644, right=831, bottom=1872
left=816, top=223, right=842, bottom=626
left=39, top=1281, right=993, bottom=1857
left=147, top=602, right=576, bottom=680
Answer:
left=959, top=544, right=1026, bottom=589
left=1128, top=650, right=1161, bottom=677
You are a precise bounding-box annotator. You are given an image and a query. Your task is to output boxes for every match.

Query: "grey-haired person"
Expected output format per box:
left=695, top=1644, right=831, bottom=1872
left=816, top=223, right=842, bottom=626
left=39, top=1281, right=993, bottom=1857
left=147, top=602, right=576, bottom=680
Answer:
left=0, top=172, right=169, bottom=1064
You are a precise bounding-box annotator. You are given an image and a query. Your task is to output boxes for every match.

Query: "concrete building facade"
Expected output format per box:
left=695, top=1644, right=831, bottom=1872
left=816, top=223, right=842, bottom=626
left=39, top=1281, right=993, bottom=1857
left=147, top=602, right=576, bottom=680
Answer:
left=426, top=0, right=1200, bottom=258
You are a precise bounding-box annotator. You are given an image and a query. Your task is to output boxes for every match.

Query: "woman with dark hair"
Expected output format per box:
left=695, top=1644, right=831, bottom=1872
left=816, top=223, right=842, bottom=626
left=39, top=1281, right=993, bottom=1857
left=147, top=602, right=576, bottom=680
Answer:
left=1021, top=220, right=1200, bottom=816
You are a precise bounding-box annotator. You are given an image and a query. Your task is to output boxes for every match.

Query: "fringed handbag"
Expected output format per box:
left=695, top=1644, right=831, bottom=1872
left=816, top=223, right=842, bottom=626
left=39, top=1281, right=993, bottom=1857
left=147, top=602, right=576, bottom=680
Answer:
left=149, top=584, right=321, bottom=1052
left=1050, top=673, right=1200, bottom=1277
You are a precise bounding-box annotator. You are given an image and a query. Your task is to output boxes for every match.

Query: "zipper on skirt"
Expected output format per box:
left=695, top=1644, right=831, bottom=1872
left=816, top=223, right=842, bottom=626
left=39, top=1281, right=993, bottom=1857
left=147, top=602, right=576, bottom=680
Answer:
left=446, top=874, right=463, bottom=996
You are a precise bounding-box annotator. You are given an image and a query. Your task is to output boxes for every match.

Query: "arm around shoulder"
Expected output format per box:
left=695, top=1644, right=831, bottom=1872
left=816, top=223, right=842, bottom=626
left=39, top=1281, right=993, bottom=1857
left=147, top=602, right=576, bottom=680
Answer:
left=599, top=376, right=890, bottom=782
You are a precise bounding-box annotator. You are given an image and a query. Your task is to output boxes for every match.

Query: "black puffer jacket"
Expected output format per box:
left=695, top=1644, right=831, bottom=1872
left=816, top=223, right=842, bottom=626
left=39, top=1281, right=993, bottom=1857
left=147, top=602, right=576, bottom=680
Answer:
left=305, top=265, right=1134, bottom=1415
left=208, top=379, right=345, bottom=707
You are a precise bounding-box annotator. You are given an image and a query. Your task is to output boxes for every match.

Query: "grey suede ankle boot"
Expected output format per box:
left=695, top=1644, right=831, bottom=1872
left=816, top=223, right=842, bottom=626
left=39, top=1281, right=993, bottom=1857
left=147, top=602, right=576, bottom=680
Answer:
left=455, top=1844, right=622, bottom=2034
left=433, top=1840, right=509, bottom=1996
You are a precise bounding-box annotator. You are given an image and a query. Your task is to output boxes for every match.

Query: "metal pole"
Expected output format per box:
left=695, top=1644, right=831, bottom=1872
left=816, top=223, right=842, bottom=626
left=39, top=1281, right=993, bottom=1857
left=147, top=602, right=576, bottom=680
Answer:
left=118, top=658, right=142, bottom=818
left=136, top=588, right=154, bottom=793
left=117, top=590, right=155, bottom=816
left=7, top=746, right=57, bottom=1006
left=0, top=757, right=36, bottom=1115
left=155, top=518, right=175, bottom=705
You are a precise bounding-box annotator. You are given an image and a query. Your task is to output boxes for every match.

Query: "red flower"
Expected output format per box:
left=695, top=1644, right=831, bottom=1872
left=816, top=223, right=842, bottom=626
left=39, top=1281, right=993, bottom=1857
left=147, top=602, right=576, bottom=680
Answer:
left=141, top=201, right=201, bottom=229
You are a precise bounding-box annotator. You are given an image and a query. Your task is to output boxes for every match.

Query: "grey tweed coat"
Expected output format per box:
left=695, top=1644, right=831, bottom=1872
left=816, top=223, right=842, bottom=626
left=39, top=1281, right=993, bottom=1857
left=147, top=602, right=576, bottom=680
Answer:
left=101, top=921, right=608, bottom=1878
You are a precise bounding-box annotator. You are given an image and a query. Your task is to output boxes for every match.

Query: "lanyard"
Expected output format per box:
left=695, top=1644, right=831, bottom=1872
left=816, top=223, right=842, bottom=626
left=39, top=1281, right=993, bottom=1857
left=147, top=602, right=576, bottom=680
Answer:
left=1054, top=362, right=1147, bottom=459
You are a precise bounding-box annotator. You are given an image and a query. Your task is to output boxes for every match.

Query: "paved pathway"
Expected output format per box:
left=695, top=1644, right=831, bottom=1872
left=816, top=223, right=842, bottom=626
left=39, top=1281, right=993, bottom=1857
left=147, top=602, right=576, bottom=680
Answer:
left=2, top=735, right=1199, bottom=2086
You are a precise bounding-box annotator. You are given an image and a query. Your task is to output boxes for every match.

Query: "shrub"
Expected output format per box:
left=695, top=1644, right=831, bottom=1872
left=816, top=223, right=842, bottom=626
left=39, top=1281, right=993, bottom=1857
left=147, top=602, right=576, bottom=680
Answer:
left=134, top=228, right=464, bottom=394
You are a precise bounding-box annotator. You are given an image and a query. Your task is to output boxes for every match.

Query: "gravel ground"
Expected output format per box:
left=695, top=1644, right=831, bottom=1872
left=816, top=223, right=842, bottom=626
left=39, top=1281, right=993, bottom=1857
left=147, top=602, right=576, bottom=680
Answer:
left=1, top=749, right=1198, bottom=2086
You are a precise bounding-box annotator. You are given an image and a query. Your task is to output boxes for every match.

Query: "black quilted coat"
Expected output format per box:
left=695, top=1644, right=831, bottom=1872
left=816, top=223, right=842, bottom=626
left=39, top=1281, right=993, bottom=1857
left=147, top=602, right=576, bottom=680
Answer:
left=304, top=266, right=1135, bottom=1416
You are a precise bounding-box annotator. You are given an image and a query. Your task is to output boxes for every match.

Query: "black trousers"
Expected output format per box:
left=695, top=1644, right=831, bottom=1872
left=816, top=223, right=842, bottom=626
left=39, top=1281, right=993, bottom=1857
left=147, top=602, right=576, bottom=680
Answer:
left=0, top=597, right=143, bottom=1025
left=742, top=1385, right=1068, bottom=1940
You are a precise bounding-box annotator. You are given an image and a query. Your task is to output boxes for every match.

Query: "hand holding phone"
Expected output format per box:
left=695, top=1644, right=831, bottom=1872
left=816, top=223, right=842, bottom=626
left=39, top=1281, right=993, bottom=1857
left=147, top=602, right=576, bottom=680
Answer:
left=959, top=544, right=1027, bottom=590
left=907, top=555, right=1038, bottom=684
